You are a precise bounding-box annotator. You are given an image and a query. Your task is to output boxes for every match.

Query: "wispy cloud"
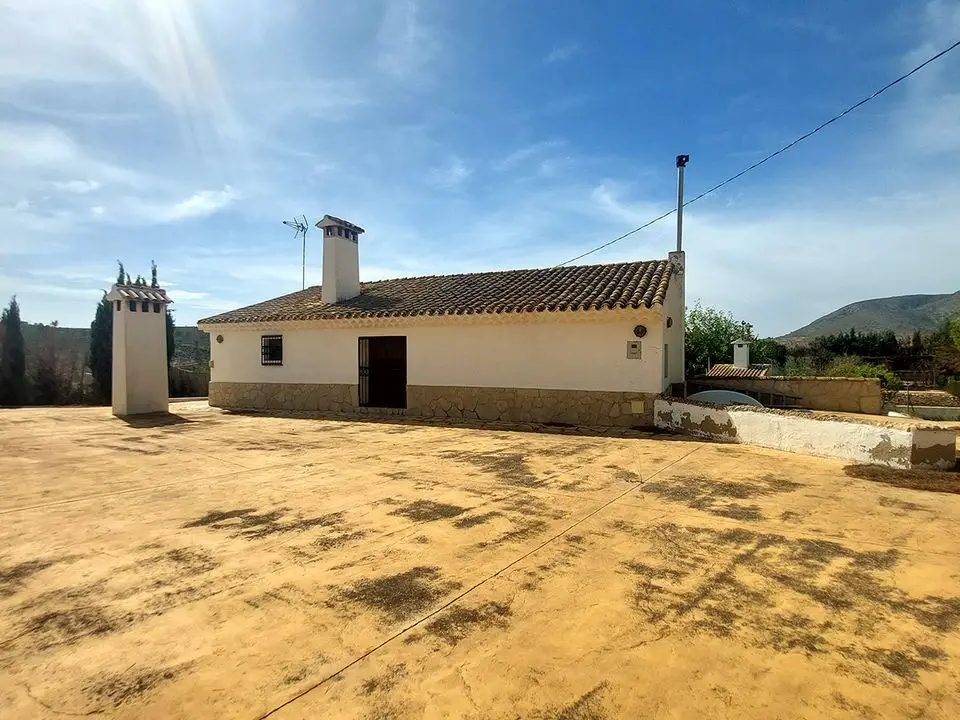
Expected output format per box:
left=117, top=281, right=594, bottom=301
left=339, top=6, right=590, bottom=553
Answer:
left=544, top=42, right=580, bottom=65
left=494, top=141, right=565, bottom=171
left=52, top=179, right=101, bottom=194
left=427, top=157, right=471, bottom=188
left=376, top=0, right=440, bottom=79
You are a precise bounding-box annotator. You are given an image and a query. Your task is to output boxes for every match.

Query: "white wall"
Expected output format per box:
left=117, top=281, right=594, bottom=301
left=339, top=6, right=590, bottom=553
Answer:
left=654, top=398, right=957, bottom=470
left=113, top=301, right=168, bottom=415
left=208, top=313, right=667, bottom=393
left=661, top=274, right=684, bottom=389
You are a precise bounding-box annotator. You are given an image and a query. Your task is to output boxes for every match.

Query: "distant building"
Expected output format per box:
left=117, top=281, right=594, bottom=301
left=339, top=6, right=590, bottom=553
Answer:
left=705, top=340, right=770, bottom=379
left=198, top=214, right=685, bottom=427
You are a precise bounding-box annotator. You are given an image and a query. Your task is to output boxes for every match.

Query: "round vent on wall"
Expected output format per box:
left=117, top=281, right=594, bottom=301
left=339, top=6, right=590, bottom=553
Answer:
left=633, top=325, right=647, bottom=338
left=216, top=334, right=224, bottom=344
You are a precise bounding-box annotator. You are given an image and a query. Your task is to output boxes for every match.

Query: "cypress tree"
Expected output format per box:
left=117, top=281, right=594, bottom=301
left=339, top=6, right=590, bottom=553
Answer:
left=117, top=260, right=126, bottom=285
left=151, top=260, right=158, bottom=288
left=0, top=297, right=26, bottom=405
left=89, top=293, right=113, bottom=403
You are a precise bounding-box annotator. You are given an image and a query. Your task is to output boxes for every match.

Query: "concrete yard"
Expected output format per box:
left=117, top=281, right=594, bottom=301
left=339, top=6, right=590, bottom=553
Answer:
left=1, top=403, right=960, bottom=719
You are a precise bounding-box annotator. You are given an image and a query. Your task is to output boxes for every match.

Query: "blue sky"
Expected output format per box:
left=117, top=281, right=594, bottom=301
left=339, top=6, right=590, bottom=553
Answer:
left=1, top=0, right=958, bottom=335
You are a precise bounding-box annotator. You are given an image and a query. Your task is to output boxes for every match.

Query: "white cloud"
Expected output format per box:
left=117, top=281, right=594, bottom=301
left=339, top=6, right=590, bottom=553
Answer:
left=427, top=157, right=471, bottom=188
left=91, top=206, right=106, bottom=216
left=53, top=179, right=101, bottom=194
left=0, top=0, right=227, bottom=116
left=494, top=141, right=565, bottom=171
left=544, top=43, right=580, bottom=65
left=153, top=185, right=237, bottom=222
left=376, top=0, right=440, bottom=79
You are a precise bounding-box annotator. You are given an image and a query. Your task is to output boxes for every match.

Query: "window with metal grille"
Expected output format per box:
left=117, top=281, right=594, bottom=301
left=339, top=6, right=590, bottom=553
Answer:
left=261, top=335, right=283, bottom=366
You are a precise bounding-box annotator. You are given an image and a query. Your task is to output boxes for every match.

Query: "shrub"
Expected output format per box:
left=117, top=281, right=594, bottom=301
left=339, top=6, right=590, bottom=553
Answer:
left=823, top=355, right=902, bottom=390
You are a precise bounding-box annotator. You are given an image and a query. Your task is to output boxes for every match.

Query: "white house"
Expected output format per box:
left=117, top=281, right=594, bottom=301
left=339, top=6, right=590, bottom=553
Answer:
left=106, top=284, right=172, bottom=416
left=198, top=215, right=685, bottom=427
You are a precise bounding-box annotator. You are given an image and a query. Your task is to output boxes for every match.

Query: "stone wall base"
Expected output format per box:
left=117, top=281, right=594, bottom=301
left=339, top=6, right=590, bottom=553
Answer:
left=209, top=382, right=657, bottom=428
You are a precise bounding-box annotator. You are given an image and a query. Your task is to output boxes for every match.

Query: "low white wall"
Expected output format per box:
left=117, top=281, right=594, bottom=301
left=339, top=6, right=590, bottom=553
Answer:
left=654, top=398, right=955, bottom=470
left=894, top=405, right=960, bottom=421
left=207, top=314, right=667, bottom=394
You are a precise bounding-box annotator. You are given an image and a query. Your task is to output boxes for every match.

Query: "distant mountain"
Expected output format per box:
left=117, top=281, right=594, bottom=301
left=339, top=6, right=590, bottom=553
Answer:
left=781, top=291, right=960, bottom=343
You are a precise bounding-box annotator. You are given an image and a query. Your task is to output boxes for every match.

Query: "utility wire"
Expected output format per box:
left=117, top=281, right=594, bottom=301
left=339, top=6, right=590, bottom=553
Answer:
left=558, top=38, right=960, bottom=267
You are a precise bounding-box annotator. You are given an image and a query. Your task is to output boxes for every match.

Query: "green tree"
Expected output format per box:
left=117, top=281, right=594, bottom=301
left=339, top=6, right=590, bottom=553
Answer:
left=684, top=302, right=756, bottom=376
left=89, top=294, right=113, bottom=403
left=151, top=260, right=159, bottom=288
left=950, top=318, right=960, bottom=352
left=116, top=260, right=126, bottom=285
left=0, top=297, right=27, bottom=405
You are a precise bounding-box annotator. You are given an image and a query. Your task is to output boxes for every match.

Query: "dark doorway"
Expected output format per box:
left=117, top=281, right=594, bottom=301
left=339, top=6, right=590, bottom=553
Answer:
left=359, top=336, right=407, bottom=409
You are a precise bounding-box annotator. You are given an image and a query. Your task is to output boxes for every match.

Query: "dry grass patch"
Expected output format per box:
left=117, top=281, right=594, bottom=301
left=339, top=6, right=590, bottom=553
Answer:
left=844, top=464, right=960, bottom=495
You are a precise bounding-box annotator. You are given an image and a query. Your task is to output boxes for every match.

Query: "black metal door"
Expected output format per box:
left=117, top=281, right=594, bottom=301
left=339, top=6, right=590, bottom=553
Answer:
left=358, top=336, right=407, bottom=408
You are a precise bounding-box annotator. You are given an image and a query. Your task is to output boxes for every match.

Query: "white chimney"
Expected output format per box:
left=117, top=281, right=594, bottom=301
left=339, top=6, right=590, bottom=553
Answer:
left=316, top=214, right=364, bottom=303
left=732, top=340, right=751, bottom=369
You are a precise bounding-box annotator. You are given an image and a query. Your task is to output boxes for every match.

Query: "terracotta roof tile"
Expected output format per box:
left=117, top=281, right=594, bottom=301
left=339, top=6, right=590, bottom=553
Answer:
left=704, top=363, right=771, bottom=379
left=199, top=260, right=673, bottom=325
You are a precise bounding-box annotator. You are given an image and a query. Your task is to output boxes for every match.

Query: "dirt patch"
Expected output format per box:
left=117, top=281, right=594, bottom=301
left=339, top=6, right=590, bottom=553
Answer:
left=183, top=508, right=347, bottom=540
left=361, top=664, right=406, bottom=695
left=844, top=464, right=960, bottom=494
left=424, top=601, right=511, bottom=645
left=626, top=521, right=960, bottom=685
left=641, top=474, right=800, bottom=521
left=388, top=500, right=468, bottom=522
left=605, top=465, right=640, bottom=483
left=441, top=450, right=541, bottom=487
left=0, top=558, right=56, bottom=597
left=453, top=511, right=501, bottom=529
left=27, top=605, right=123, bottom=645
left=313, top=530, right=367, bottom=551
left=533, top=681, right=609, bottom=719
left=159, top=547, right=219, bottom=575
left=334, top=566, right=461, bottom=621
left=477, top=519, right=549, bottom=549
left=878, top=496, right=930, bottom=513
left=86, top=663, right=188, bottom=707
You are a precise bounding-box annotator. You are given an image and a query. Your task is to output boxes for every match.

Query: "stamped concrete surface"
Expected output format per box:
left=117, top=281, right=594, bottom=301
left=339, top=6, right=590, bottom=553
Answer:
left=1, top=402, right=959, bottom=719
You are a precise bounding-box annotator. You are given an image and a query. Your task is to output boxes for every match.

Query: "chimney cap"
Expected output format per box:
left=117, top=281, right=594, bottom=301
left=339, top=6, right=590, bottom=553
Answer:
left=316, top=214, right=365, bottom=234
left=732, top=339, right=752, bottom=346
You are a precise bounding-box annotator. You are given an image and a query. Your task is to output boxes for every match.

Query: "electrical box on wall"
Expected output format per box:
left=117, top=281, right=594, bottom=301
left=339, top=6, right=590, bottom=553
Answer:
left=626, top=341, right=642, bottom=359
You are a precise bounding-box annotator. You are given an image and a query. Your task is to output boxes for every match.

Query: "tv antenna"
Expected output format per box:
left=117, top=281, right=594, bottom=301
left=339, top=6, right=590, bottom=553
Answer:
left=282, top=215, right=310, bottom=290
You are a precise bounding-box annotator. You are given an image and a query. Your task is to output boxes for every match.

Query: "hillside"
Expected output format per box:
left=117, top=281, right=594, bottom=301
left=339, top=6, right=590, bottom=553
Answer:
left=21, top=324, right=209, bottom=370
left=781, top=291, right=960, bottom=343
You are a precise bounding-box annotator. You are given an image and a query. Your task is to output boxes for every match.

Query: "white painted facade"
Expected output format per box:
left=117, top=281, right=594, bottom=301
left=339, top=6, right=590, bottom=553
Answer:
left=207, top=309, right=676, bottom=394
left=107, top=288, right=170, bottom=416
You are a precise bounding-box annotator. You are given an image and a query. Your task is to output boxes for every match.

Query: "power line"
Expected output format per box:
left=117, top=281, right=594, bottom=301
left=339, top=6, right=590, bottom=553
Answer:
left=558, top=38, right=960, bottom=267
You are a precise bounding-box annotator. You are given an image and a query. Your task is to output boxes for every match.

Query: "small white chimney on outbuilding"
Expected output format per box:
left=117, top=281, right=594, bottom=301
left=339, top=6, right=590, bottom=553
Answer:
left=732, top=340, right=751, bottom=369
left=316, top=214, right=364, bottom=303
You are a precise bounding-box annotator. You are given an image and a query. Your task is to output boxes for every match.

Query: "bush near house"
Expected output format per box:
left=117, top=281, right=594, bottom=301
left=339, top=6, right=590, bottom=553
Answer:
left=821, top=356, right=902, bottom=390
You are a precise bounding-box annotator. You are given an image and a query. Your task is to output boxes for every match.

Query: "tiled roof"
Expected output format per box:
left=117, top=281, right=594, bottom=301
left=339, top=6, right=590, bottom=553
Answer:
left=106, top=285, right=172, bottom=303
left=198, top=260, right=673, bottom=325
left=704, top=363, right=771, bottom=379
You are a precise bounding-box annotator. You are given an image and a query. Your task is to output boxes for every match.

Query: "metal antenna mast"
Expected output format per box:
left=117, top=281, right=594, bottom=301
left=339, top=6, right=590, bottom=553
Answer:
left=282, top=215, right=310, bottom=290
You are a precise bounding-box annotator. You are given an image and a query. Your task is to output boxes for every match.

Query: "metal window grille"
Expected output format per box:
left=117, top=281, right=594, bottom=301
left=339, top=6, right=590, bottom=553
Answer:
left=261, top=335, right=283, bottom=366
